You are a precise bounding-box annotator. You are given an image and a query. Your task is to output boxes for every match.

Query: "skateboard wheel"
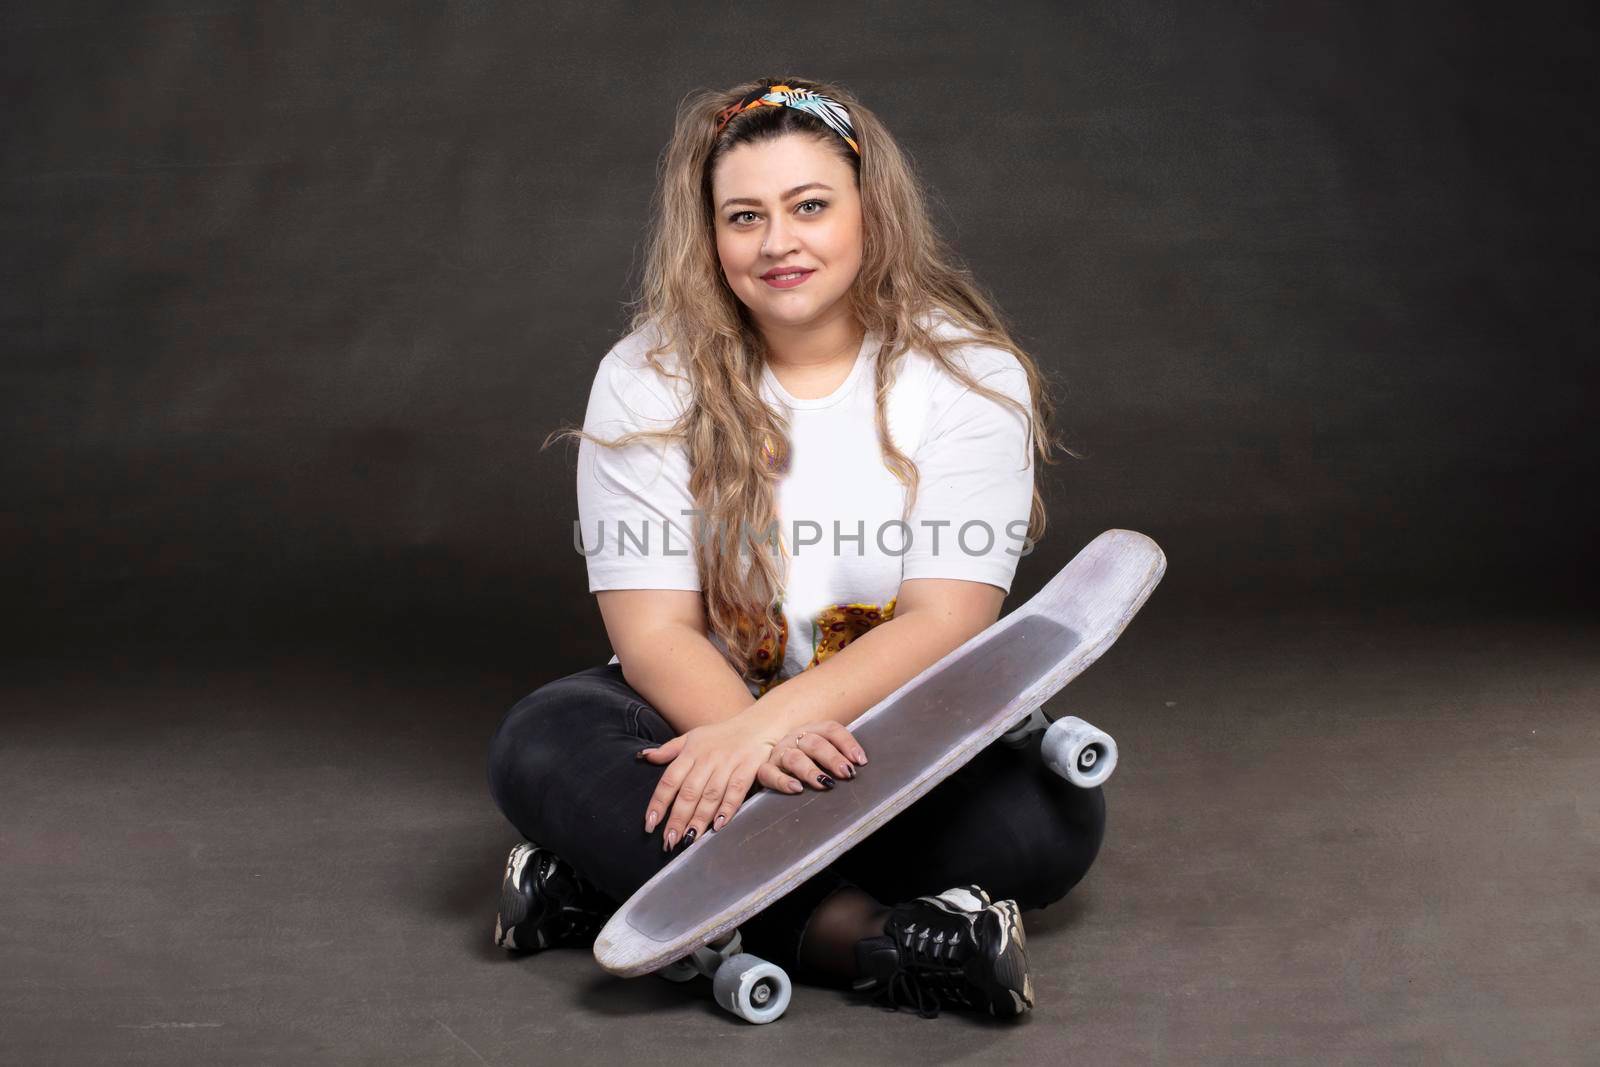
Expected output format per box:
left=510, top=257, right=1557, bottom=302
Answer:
left=711, top=953, right=791, bottom=1024
left=1041, top=715, right=1118, bottom=788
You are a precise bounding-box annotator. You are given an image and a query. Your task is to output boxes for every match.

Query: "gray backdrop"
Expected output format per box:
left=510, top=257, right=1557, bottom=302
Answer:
left=4, top=1, right=1595, bottom=675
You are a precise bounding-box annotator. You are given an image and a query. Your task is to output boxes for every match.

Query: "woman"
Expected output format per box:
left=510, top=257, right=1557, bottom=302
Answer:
left=485, top=77, right=1105, bottom=1020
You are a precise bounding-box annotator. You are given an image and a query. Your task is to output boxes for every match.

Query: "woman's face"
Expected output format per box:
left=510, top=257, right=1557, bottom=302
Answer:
left=710, top=133, right=863, bottom=332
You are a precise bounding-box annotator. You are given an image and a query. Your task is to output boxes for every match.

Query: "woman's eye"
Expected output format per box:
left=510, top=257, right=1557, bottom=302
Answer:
left=728, top=200, right=827, bottom=226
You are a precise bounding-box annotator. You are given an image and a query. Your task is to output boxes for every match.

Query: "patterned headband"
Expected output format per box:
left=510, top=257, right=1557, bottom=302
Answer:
left=713, top=84, right=861, bottom=156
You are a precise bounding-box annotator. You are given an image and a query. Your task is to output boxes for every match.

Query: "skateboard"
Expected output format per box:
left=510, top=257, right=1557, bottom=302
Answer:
left=592, top=528, right=1166, bottom=1022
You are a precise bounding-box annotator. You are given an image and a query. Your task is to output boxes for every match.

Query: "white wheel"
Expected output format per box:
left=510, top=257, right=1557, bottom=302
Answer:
left=1042, top=715, right=1118, bottom=787
left=711, top=953, right=791, bottom=1024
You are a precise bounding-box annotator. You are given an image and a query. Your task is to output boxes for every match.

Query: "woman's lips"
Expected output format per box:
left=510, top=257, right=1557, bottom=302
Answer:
left=762, top=269, right=814, bottom=289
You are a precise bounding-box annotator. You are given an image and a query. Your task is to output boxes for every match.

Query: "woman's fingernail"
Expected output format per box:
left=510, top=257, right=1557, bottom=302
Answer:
left=818, top=774, right=835, bottom=790
left=855, top=750, right=868, bottom=764
left=684, top=828, right=696, bottom=844
left=645, top=810, right=658, bottom=833
left=664, top=829, right=677, bottom=850
left=635, top=747, right=655, bottom=761
left=841, top=764, right=855, bottom=779
left=713, top=814, right=726, bottom=831
left=788, top=781, right=803, bottom=793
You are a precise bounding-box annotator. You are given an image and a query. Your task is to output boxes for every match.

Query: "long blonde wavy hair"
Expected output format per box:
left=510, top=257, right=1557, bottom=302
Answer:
left=547, top=74, right=1072, bottom=686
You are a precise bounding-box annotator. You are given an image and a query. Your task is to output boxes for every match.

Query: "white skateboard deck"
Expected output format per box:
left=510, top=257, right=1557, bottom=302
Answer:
left=594, top=528, right=1166, bottom=978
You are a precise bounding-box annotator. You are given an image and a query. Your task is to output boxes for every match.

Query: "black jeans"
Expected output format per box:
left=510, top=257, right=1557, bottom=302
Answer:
left=485, top=664, right=1106, bottom=985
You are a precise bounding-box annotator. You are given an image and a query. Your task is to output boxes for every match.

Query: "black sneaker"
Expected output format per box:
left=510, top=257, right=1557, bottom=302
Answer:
left=494, top=841, right=616, bottom=953
left=851, top=884, right=1034, bottom=1019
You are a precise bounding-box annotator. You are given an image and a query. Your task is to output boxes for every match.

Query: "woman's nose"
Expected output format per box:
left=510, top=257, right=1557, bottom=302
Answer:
left=764, top=218, right=797, bottom=256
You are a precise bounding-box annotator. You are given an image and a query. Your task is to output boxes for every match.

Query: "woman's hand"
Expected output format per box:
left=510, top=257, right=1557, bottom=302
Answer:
left=637, top=716, right=777, bottom=851
left=638, top=716, right=868, bottom=850
left=761, top=719, right=869, bottom=796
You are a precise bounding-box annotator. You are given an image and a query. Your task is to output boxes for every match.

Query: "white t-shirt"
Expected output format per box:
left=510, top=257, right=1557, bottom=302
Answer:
left=575, top=315, right=1035, bottom=698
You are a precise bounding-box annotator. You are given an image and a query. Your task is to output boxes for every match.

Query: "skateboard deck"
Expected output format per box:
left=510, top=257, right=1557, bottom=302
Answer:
left=593, top=528, right=1166, bottom=980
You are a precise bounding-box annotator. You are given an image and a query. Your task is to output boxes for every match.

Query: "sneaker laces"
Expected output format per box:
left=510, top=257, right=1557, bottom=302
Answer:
left=547, top=869, right=613, bottom=940
left=522, top=851, right=614, bottom=946
left=869, top=920, right=979, bottom=1019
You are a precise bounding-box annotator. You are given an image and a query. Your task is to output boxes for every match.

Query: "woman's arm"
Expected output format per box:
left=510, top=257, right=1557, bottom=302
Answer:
left=626, top=577, right=1005, bottom=851
left=741, top=576, right=1006, bottom=739
left=599, top=577, right=1003, bottom=740
left=595, top=589, right=757, bottom=733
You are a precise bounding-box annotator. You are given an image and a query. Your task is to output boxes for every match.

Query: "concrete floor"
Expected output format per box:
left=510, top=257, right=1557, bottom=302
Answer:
left=3, top=604, right=1596, bottom=1065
